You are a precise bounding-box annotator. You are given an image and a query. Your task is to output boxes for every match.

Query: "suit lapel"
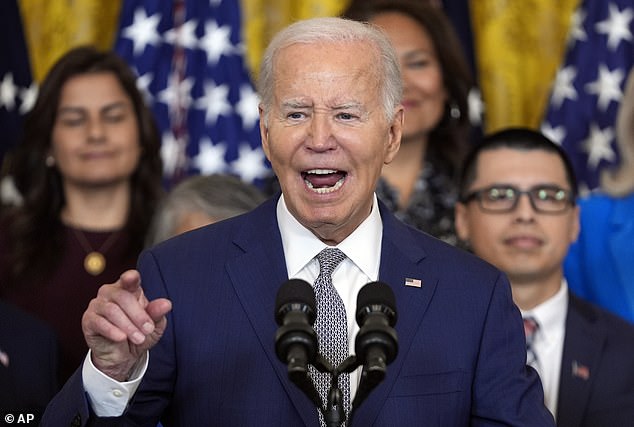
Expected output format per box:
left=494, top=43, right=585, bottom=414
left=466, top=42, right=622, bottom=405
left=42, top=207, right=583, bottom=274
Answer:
left=557, top=294, right=605, bottom=426
left=225, top=198, right=317, bottom=426
left=352, top=203, right=436, bottom=426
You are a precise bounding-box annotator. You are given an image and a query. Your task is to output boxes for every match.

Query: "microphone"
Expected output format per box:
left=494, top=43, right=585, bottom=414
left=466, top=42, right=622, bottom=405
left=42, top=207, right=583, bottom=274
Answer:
left=355, top=281, right=398, bottom=370
left=275, top=279, right=319, bottom=372
left=274, top=279, right=323, bottom=408
left=352, top=281, right=398, bottom=411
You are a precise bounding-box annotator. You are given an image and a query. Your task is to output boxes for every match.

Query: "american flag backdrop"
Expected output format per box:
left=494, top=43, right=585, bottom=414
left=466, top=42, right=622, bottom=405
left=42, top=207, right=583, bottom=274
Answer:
left=542, top=0, right=634, bottom=193
left=0, top=0, right=35, bottom=167
left=114, top=0, right=270, bottom=189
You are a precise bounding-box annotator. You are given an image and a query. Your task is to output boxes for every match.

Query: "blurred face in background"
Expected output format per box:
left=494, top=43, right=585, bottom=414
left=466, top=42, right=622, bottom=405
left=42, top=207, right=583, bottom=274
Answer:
left=370, top=11, right=447, bottom=141
left=455, top=148, right=579, bottom=285
left=51, top=71, right=141, bottom=190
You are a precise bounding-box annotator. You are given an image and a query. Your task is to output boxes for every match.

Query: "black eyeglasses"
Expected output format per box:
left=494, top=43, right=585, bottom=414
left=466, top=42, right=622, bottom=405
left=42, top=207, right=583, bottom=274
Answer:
left=460, top=185, right=575, bottom=214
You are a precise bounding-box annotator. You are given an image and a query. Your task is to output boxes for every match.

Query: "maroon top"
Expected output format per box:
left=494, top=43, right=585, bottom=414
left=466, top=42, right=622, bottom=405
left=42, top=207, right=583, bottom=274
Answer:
left=0, top=225, right=138, bottom=383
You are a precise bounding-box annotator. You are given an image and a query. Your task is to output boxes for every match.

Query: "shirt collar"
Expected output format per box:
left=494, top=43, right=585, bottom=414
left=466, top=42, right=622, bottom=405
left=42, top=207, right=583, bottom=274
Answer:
left=277, top=193, right=383, bottom=280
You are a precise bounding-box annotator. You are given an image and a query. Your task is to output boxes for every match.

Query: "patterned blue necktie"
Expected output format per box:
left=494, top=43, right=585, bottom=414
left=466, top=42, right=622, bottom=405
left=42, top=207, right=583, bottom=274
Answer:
left=310, top=247, right=350, bottom=426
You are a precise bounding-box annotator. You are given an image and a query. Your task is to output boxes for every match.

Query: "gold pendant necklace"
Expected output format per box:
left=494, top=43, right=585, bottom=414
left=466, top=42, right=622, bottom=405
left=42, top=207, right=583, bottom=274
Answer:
left=72, top=228, right=120, bottom=276
left=84, top=251, right=106, bottom=276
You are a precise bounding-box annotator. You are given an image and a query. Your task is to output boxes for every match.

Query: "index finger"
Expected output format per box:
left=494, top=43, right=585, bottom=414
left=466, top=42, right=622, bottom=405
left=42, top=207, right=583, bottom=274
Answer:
left=117, top=269, right=143, bottom=295
left=101, top=270, right=155, bottom=342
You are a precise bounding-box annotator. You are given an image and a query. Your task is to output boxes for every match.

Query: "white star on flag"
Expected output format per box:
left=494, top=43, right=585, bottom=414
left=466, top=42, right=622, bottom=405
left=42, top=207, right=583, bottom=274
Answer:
left=199, top=20, right=234, bottom=65
left=135, top=71, right=154, bottom=104
left=192, top=138, right=228, bottom=175
left=194, top=81, right=231, bottom=124
left=158, top=75, right=194, bottom=115
left=231, top=144, right=269, bottom=183
left=18, top=82, right=38, bottom=114
left=583, top=124, right=616, bottom=168
left=236, top=85, right=261, bottom=130
left=541, top=124, right=566, bottom=146
left=122, top=8, right=162, bottom=55
left=160, top=131, right=184, bottom=178
left=550, top=66, right=578, bottom=109
left=467, top=87, right=484, bottom=126
left=569, top=9, right=588, bottom=45
left=585, top=64, right=624, bottom=111
left=0, top=73, right=17, bottom=111
left=595, top=2, right=633, bottom=50
left=164, top=19, right=199, bottom=50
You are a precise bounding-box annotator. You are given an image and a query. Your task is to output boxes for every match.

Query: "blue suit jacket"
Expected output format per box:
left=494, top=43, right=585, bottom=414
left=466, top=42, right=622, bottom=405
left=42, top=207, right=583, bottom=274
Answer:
left=0, top=301, right=59, bottom=422
left=557, top=294, right=634, bottom=427
left=42, top=198, right=553, bottom=426
left=564, top=192, right=634, bottom=323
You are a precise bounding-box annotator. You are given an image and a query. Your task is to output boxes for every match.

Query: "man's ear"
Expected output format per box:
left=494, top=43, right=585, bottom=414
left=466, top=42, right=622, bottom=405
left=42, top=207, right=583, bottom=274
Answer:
left=384, top=107, right=404, bottom=164
left=569, top=204, right=581, bottom=244
left=259, top=105, right=271, bottom=160
left=454, top=202, right=471, bottom=242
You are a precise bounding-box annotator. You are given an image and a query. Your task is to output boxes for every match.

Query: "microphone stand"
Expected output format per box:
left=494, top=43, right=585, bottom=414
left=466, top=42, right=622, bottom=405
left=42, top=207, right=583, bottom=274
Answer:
left=284, top=354, right=388, bottom=427
left=285, top=353, right=351, bottom=427
left=324, top=353, right=385, bottom=427
left=322, top=355, right=351, bottom=427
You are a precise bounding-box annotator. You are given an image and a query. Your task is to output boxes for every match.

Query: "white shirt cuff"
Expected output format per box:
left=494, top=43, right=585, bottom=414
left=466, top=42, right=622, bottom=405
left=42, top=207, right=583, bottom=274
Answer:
left=81, top=350, right=148, bottom=416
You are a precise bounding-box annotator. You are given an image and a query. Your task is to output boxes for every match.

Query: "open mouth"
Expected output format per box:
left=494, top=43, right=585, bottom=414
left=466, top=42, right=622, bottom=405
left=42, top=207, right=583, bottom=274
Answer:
left=302, top=169, right=347, bottom=194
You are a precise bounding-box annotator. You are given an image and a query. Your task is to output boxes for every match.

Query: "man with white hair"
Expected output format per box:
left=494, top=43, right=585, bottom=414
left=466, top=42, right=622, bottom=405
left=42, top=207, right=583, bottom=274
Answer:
left=42, top=18, right=552, bottom=426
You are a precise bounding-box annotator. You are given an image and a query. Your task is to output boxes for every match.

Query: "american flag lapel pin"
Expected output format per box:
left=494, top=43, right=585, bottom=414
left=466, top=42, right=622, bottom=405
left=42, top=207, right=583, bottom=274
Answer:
left=404, top=277, right=422, bottom=288
left=572, top=360, right=590, bottom=381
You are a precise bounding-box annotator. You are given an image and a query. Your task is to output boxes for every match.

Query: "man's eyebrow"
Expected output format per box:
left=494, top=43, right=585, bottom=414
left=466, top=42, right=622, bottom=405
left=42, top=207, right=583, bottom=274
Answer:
left=331, top=102, right=363, bottom=110
left=281, top=100, right=311, bottom=109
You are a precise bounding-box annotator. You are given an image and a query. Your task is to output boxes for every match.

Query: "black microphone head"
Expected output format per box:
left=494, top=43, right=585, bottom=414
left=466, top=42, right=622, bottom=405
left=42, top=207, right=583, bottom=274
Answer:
left=275, top=279, right=316, bottom=325
left=356, top=281, right=397, bottom=326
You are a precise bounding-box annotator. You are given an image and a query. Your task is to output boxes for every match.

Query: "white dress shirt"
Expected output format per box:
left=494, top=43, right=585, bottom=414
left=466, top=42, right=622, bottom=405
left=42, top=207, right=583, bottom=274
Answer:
left=83, top=194, right=383, bottom=416
left=520, top=280, right=568, bottom=419
left=277, top=193, right=383, bottom=398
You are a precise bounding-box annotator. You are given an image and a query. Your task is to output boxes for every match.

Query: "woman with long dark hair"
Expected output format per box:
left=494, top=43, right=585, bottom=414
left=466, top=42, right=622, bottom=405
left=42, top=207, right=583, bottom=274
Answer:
left=0, top=46, right=163, bottom=382
left=343, top=0, right=474, bottom=244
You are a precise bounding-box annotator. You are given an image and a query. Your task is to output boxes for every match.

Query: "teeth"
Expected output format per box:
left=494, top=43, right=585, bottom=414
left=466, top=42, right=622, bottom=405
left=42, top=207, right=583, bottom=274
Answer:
left=304, top=176, right=345, bottom=194
left=306, top=169, right=337, bottom=175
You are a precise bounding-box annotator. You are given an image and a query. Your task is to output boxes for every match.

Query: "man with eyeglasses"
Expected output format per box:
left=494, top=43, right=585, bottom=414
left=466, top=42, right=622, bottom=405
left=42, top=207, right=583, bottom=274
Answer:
left=454, top=127, right=634, bottom=426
